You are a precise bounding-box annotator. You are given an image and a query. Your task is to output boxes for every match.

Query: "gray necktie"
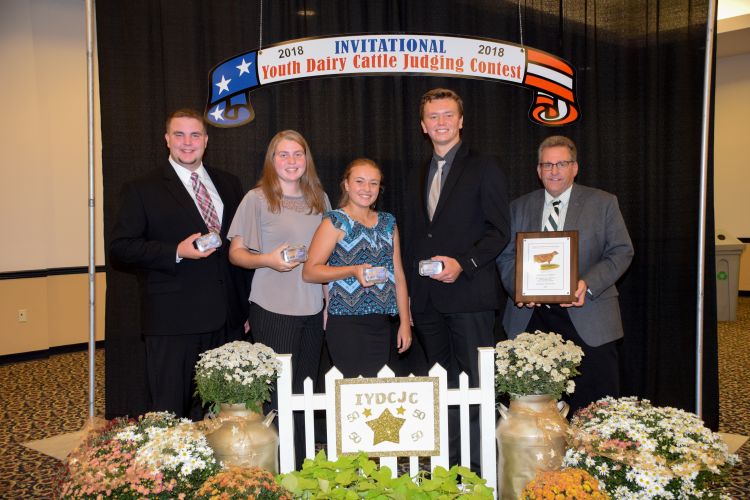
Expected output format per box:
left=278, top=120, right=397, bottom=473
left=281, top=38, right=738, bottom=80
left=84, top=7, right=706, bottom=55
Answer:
left=543, top=200, right=561, bottom=231
left=427, top=159, right=446, bottom=220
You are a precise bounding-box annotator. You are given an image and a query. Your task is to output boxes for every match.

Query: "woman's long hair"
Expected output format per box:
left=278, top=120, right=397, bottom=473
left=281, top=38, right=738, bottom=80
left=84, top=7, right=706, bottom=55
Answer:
left=257, top=130, right=327, bottom=214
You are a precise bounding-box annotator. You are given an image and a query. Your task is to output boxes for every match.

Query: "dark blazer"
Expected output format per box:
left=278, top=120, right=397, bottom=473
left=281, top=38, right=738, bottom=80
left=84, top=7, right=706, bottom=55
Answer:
left=403, top=144, right=510, bottom=313
left=497, top=183, right=634, bottom=346
left=110, top=163, right=250, bottom=335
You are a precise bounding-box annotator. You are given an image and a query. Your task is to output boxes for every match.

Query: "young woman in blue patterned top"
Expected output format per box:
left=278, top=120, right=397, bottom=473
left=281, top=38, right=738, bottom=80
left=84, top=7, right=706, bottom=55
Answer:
left=303, top=158, right=412, bottom=377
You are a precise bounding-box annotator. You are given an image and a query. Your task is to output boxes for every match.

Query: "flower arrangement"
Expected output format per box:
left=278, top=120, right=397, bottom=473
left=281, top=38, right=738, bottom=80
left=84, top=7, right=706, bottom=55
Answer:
left=195, top=341, right=281, bottom=413
left=195, top=466, right=291, bottom=499
left=278, top=450, right=494, bottom=498
left=562, top=397, right=740, bottom=499
left=520, top=468, right=609, bottom=499
left=494, top=331, right=583, bottom=399
left=59, top=411, right=220, bottom=499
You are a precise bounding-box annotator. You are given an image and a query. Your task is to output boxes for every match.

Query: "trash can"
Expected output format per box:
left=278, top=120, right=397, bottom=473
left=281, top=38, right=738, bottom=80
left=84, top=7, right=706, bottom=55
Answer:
left=715, top=231, right=745, bottom=321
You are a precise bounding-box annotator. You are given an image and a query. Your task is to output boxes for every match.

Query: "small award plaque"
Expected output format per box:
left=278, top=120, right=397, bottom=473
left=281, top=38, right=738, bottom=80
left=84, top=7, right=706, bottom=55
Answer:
left=281, top=244, right=308, bottom=263
left=193, top=232, right=222, bottom=252
left=514, top=230, right=579, bottom=304
left=364, top=266, right=388, bottom=283
left=418, top=260, right=444, bottom=276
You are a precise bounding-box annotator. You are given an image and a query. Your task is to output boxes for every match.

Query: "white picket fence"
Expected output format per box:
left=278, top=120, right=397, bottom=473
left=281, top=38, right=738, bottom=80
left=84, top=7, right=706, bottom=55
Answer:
left=276, top=346, right=497, bottom=496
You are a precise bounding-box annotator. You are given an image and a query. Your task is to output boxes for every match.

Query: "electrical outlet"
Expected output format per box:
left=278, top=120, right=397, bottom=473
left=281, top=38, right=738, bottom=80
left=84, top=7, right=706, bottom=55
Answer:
left=18, top=309, right=28, bottom=322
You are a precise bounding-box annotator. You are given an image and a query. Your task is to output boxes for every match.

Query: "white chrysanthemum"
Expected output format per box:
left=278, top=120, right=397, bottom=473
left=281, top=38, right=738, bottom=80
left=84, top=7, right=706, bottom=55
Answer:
left=494, top=331, right=584, bottom=398
left=114, top=426, right=141, bottom=442
left=134, top=424, right=216, bottom=477
left=565, top=396, right=739, bottom=498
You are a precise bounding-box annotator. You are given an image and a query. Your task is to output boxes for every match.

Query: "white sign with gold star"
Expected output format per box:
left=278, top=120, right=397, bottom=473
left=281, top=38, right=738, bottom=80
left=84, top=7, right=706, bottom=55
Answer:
left=335, top=377, right=439, bottom=457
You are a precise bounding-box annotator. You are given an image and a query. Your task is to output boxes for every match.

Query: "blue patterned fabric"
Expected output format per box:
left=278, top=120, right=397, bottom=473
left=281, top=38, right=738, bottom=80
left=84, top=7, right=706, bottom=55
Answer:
left=325, top=209, right=398, bottom=316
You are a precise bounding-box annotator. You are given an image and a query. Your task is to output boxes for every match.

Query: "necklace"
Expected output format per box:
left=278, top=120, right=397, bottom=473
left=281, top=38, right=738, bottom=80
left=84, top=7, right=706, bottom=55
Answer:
left=343, top=207, right=377, bottom=228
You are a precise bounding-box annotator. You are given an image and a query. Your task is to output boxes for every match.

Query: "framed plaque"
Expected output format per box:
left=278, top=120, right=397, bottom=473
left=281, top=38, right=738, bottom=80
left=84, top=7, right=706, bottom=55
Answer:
left=514, top=230, right=578, bottom=304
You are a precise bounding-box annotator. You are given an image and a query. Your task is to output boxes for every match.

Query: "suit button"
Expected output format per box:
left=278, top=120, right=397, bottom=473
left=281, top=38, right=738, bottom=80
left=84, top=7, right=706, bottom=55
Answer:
left=427, top=233, right=433, bottom=238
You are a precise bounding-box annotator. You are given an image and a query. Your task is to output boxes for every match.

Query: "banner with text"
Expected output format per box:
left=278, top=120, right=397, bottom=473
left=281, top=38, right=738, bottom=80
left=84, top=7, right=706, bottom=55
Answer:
left=205, top=34, right=579, bottom=128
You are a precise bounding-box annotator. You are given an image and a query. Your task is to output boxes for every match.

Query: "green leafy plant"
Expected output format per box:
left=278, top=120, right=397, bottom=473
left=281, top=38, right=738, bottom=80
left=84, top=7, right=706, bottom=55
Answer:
left=277, top=450, right=494, bottom=499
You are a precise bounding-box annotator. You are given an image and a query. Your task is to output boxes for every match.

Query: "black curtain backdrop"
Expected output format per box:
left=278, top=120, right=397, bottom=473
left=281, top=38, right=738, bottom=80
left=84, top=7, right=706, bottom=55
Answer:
left=98, top=0, right=718, bottom=429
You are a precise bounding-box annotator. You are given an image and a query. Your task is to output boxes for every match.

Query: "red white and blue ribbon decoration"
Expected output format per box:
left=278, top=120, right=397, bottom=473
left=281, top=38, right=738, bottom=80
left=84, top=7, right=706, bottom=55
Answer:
left=206, top=34, right=579, bottom=128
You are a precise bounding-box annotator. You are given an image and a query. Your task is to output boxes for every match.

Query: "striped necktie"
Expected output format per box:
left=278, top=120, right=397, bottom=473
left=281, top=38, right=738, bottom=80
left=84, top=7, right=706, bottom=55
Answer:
left=427, top=159, right=445, bottom=220
left=190, top=172, right=221, bottom=233
left=543, top=200, right=561, bottom=232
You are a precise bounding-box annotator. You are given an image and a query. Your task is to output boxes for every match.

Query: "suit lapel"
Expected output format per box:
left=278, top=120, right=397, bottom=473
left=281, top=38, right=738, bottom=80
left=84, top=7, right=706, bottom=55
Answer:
left=418, top=160, right=431, bottom=224
left=563, top=184, right=585, bottom=230
left=205, top=167, right=232, bottom=236
left=162, top=164, right=208, bottom=232
left=527, top=189, right=546, bottom=231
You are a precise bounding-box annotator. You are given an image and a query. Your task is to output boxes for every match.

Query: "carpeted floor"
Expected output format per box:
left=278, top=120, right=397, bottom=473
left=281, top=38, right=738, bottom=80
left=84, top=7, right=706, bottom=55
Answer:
left=0, top=298, right=748, bottom=498
left=0, top=349, right=104, bottom=497
left=717, top=296, right=750, bottom=498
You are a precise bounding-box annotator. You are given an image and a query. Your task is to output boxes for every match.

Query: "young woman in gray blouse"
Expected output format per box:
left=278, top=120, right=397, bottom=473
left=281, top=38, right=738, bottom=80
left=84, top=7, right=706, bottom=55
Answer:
left=227, top=129, right=330, bottom=467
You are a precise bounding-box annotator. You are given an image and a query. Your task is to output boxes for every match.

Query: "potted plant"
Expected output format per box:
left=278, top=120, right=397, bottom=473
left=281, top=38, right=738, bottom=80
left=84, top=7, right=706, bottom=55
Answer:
left=563, top=397, right=739, bottom=499
left=59, top=411, right=220, bottom=499
left=194, top=340, right=281, bottom=413
left=494, top=330, right=584, bottom=499
left=196, top=466, right=292, bottom=499
left=494, top=330, right=583, bottom=400
left=194, top=341, right=282, bottom=472
left=520, top=468, right=609, bottom=499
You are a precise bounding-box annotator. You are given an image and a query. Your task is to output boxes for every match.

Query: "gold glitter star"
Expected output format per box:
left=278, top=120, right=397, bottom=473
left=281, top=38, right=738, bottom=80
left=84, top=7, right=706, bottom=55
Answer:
left=363, top=408, right=372, bottom=417
left=396, top=406, right=406, bottom=415
left=366, top=408, right=405, bottom=445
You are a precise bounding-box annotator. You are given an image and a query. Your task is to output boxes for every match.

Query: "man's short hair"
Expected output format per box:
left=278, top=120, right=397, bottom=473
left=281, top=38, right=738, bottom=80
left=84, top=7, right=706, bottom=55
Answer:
left=419, top=88, right=464, bottom=119
left=166, top=108, right=207, bottom=133
left=538, top=135, right=577, bottom=163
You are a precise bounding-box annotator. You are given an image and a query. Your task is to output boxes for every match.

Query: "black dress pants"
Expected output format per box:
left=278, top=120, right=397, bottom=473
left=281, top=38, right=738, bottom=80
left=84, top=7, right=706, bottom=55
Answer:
left=526, top=305, right=620, bottom=416
left=412, top=302, right=495, bottom=474
left=145, top=326, right=232, bottom=420
left=249, top=303, right=324, bottom=470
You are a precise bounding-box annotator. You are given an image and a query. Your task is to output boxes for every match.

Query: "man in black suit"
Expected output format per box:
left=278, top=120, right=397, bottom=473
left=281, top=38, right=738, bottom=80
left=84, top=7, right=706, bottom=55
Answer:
left=110, top=108, right=249, bottom=419
left=403, top=88, right=510, bottom=470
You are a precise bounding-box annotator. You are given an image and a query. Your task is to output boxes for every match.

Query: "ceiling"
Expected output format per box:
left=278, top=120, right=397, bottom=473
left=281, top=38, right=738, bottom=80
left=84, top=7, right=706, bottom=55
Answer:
left=718, top=0, right=750, bottom=57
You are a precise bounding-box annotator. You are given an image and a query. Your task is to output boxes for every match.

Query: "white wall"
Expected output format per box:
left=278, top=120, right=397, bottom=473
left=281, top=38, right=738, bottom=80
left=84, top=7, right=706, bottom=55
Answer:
left=715, top=52, right=750, bottom=290
left=0, top=0, right=103, bottom=272
left=0, top=0, right=105, bottom=355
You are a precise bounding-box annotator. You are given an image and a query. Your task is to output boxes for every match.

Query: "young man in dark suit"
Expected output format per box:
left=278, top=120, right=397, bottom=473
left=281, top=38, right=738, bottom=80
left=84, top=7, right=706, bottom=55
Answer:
left=110, top=108, right=249, bottom=419
left=497, top=135, right=634, bottom=415
left=403, top=88, right=510, bottom=471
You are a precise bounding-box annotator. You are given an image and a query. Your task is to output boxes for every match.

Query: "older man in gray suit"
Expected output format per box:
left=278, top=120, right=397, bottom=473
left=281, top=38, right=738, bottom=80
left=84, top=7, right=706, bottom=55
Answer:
left=497, top=136, right=634, bottom=414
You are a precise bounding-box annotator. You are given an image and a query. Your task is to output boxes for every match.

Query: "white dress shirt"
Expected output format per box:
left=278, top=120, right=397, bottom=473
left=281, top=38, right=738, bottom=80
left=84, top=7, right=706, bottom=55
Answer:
left=541, top=185, right=573, bottom=231
left=169, top=157, right=225, bottom=222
